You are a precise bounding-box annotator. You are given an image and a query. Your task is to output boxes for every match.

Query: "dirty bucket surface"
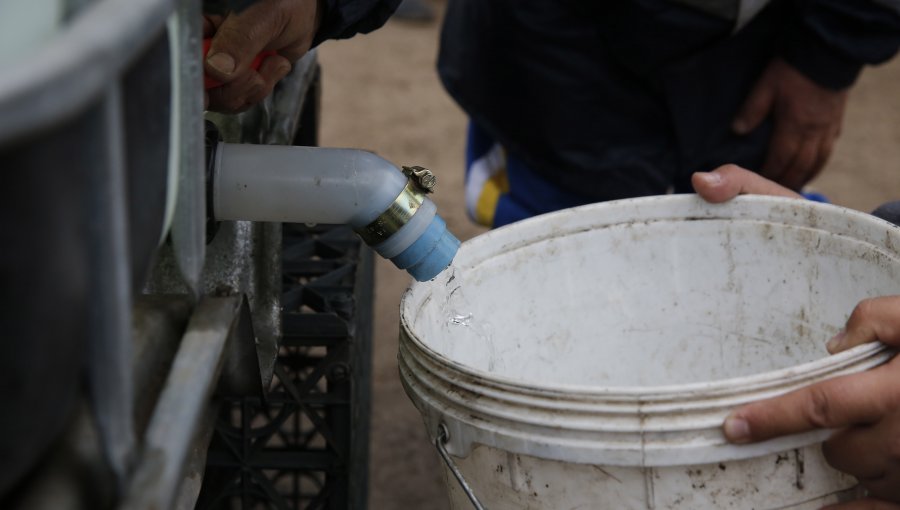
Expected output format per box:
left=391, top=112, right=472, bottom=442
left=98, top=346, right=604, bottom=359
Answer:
left=400, top=195, right=899, bottom=509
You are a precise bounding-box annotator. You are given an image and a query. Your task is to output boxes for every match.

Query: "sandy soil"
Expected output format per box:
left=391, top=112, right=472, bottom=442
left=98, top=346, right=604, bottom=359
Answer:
left=316, top=4, right=900, bottom=508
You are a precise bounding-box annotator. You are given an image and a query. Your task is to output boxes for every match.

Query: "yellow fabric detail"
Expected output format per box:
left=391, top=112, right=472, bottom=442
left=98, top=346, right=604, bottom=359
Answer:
left=474, top=169, right=509, bottom=227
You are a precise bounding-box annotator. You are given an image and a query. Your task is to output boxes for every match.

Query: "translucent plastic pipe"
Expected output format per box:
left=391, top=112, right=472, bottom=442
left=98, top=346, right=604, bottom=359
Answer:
left=212, top=143, right=459, bottom=281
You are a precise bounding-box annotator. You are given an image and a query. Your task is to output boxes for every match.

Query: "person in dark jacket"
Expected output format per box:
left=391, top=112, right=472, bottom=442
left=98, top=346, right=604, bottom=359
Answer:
left=438, top=0, right=900, bottom=227
left=203, top=0, right=401, bottom=112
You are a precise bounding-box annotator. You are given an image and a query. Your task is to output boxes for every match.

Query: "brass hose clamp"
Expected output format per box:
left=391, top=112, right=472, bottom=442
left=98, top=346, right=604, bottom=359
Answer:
left=355, top=166, right=437, bottom=246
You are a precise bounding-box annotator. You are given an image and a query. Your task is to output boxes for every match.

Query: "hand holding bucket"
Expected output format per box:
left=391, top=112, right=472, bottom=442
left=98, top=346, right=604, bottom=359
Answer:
left=697, top=165, right=900, bottom=507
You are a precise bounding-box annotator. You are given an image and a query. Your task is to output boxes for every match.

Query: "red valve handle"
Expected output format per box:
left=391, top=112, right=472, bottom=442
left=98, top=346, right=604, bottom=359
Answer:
left=202, top=38, right=277, bottom=89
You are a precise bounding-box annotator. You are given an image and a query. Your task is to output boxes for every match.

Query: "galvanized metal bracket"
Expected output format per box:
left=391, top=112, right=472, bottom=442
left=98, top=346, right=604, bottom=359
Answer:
left=120, top=294, right=261, bottom=510
left=167, top=0, right=206, bottom=297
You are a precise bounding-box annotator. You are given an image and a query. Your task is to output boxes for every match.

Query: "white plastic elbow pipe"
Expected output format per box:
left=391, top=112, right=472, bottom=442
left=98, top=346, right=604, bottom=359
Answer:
left=211, top=143, right=459, bottom=281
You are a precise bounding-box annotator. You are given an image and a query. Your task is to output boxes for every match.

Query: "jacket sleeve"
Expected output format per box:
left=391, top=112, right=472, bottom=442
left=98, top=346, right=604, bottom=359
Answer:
left=313, top=0, right=401, bottom=46
left=780, top=0, right=900, bottom=90
left=872, top=200, right=900, bottom=226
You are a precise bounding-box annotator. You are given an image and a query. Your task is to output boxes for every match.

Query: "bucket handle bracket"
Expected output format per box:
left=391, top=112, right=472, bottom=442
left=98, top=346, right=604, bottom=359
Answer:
left=435, top=423, right=486, bottom=510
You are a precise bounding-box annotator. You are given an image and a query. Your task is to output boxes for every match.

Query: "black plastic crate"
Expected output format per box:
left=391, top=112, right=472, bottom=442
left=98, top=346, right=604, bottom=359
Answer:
left=197, top=224, right=373, bottom=510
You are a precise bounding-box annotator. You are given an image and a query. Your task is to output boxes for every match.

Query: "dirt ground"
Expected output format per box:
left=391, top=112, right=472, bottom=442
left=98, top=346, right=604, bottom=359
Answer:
left=316, top=4, right=900, bottom=508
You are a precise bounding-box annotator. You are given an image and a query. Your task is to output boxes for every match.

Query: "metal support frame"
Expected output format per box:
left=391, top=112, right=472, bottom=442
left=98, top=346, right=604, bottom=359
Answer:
left=1, top=0, right=178, bottom=499
left=168, top=0, right=207, bottom=296
left=1, top=0, right=241, bottom=505
left=1, top=1, right=373, bottom=507
left=121, top=295, right=253, bottom=510
left=5, top=296, right=192, bottom=509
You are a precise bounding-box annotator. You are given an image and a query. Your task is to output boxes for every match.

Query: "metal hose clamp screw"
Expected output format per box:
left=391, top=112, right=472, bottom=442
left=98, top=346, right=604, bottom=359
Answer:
left=402, top=165, right=437, bottom=193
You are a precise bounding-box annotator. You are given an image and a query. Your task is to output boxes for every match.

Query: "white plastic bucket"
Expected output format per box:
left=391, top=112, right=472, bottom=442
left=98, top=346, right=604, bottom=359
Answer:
left=399, top=195, right=900, bottom=509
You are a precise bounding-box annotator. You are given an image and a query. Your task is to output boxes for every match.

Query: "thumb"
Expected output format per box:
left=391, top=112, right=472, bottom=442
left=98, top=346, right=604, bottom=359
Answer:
left=691, top=164, right=801, bottom=203
left=205, top=6, right=283, bottom=82
left=826, top=296, right=900, bottom=354
left=733, top=77, right=776, bottom=135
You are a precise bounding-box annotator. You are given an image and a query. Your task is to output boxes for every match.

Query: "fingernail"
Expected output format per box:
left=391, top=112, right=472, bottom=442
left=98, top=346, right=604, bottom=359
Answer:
left=723, top=415, right=751, bottom=443
left=732, top=119, right=749, bottom=134
left=697, top=172, right=722, bottom=186
left=207, top=52, right=235, bottom=75
left=826, top=329, right=846, bottom=354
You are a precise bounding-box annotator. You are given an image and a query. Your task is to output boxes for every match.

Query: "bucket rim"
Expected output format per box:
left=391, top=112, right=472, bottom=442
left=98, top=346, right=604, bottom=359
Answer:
left=400, top=194, right=900, bottom=399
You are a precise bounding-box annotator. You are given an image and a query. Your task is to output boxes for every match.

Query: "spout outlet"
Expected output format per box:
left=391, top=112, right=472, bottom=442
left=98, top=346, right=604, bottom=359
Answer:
left=211, top=143, right=459, bottom=281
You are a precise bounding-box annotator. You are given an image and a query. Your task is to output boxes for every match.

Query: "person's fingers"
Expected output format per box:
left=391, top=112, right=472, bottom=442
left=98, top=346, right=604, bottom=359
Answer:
left=733, top=75, right=776, bottom=135
left=206, top=71, right=264, bottom=113
left=691, top=164, right=801, bottom=203
left=783, top=121, right=840, bottom=190
left=202, top=14, right=223, bottom=37
left=205, top=54, right=291, bottom=113
left=761, top=122, right=802, bottom=187
left=779, top=136, right=820, bottom=191
left=245, top=55, right=292, bottom=104
left=823, top=498, right=900, bottom=510
left=274, top=38, right=312, bottom=63
left=723, top=358, right=900, bottom=443
left=811, top=134, right=837, bottom=181
left=822, top=421, right=892, bottom=480
left=205, top=3, right=285, bottom=83
left=827, top=296, right=900, bottom=354
left=860, top=473, right=900, bottom=505
left=823, top=411, right=900, bottom=489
